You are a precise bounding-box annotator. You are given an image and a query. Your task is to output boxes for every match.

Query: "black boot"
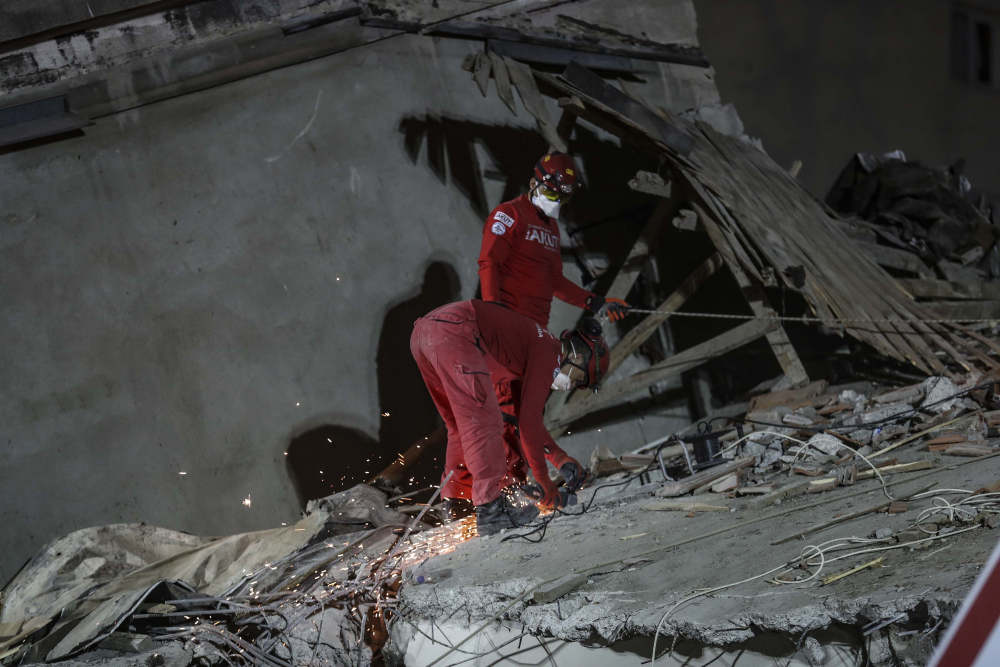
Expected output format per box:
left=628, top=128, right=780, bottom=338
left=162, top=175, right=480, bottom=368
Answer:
left=475, top=486, right=540, bottom=536
left=442, top=497, right=475, bottom=523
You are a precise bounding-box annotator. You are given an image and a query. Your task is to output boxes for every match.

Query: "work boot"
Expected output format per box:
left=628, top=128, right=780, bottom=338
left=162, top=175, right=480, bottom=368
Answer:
left=441, top=497, right=475, bottom=524
left=474, top=486, right=540, bottom=537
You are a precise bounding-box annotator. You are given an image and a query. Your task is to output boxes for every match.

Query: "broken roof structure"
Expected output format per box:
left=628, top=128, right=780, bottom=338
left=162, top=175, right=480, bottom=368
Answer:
left=462, top=53, right=1000, bottom=427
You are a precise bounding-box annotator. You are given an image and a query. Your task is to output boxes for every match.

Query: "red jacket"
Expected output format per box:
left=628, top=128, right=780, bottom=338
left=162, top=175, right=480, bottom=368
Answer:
left=471, top=300, right=564, bottom=482
left=478, top=194, right=593, bottom=329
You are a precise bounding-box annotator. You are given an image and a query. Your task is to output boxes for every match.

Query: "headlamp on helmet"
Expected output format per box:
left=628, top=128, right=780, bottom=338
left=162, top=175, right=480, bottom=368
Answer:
left=533, top=152, right=579, bottom=202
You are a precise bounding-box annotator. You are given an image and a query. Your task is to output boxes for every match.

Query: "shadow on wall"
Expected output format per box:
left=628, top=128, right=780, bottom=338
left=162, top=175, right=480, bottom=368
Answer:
left=286, top=425, right=380, bottom=506
left=398, top=114, right=660, bottom=272
left=377, top=261, right=460, bottom=460
left=285, top=262, right=460, bottom=508
left=399, top=114, right=549, bottom=219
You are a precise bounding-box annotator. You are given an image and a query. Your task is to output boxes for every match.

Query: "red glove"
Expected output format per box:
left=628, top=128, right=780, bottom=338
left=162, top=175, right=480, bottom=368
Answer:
left=535, top=475, right=564, bottom=510
left=588, top=295, right=631, bottom=323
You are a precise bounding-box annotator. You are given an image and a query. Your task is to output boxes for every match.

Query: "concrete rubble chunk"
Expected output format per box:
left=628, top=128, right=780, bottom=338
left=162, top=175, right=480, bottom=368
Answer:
left=922, top=377, right=962, bottom=413
left=96, top=632, right=153, bottom=653
left=533, top=573, right=588, bottom=603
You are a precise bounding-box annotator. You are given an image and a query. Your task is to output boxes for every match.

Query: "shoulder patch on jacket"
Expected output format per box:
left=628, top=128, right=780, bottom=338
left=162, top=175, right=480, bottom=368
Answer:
left=494, top=211, right=515, bottom=227
left=491, top=221, right=506, bottom=235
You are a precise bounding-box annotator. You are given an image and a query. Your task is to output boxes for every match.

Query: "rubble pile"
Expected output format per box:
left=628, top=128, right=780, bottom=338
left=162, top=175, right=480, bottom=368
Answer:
left=391, top=370, right=1000, bottom=666
left=3, top=370, right=1000, bottom=666
left=827, top=152, right=999, bottom=281
left=0, top=486, right=475, bottom=667
left=601, top=371, right=1000, bottom=507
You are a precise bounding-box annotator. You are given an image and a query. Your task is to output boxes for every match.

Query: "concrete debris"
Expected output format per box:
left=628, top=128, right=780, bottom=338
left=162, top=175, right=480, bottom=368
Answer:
left=923, top=376, right=964, bottom=413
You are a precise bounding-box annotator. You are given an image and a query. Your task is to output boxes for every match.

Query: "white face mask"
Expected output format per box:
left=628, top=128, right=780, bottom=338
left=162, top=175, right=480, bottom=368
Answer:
left=551, top=371, right=573, bottom=391
left=532, top=191, right=562, bottom=219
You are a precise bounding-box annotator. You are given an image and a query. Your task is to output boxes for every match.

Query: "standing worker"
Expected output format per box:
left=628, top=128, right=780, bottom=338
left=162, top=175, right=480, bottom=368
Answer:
left=442, top=152, right=630, bottom=515
left=410, top=300, right=610, bottom=535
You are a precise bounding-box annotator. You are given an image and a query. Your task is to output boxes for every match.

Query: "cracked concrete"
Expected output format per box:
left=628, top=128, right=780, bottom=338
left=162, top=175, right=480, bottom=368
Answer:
left=390, top=447, right=1000, bottom=663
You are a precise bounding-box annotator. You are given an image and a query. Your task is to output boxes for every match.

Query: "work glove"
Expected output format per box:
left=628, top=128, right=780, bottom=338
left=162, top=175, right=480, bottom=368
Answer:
left=588, top=295, right=631, bottom=323
left=559, top=459, right=587, bottom=494
left=535, top=475, right=565, bottom=510
left=550, top=452, right=586, bottom=492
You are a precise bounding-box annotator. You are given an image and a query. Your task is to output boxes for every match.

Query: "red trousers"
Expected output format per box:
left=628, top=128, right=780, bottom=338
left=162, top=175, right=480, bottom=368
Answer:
left=410, top=302, right=514, bottom=505
left=441, top=376, right=529, bottom=501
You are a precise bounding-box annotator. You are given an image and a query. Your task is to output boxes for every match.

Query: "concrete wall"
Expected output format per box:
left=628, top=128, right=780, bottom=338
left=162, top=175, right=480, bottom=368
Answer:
left=694, top=0, right=1000, bottom=200
left=0, top=4, right=717, bottom=579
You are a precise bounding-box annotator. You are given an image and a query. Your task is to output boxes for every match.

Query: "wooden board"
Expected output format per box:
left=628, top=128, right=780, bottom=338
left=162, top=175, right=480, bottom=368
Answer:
left=897, top=279, right=1000, bottom=301
left=748, top=380, right=829, bottom=412
left=504, top=56, right=565, bottom=151
left=654, top=457, right=754, bottom=498
left=487, top=51, right=516, bottom=115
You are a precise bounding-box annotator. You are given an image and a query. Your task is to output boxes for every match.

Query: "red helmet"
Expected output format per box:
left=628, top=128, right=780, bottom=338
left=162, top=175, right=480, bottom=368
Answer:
left=534, top=152, right=579, bottom=200
left=560, top=317, right=611, bottom=391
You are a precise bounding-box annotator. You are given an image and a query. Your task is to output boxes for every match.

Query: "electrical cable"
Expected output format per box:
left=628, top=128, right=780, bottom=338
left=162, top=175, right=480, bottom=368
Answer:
left=649, top=496, right=998, bottom=665
left=622, top=308, right=1000, bottom=325
left=501, top=438, right=677, bottom=544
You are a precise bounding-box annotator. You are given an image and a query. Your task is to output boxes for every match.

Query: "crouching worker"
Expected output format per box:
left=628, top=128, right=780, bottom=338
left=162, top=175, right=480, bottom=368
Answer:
left=410, top=300, right=609, bottom=536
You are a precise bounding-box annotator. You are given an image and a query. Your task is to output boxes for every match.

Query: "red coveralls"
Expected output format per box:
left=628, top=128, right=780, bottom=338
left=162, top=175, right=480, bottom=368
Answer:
left=474, top=193, right=595, bottom=489
left=410, top=300, right=564, bottom=505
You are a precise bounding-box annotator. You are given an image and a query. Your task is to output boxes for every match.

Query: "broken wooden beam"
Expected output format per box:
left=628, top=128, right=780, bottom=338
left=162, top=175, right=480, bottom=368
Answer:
left=655, top=457, right=754, bottom=498
left=944, top=444, right=994, bottom=457
left=547, top=319, right=777, bottom=430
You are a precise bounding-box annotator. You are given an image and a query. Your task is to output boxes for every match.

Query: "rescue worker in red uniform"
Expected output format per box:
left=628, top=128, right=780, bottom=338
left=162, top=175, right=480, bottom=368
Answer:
left=441, top=152, right=630, bottom=513
left=410, top=300, right=610, bottom=535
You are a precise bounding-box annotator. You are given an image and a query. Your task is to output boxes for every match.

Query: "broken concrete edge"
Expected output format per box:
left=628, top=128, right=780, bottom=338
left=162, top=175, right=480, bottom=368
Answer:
left=396, top=578, right=962, bottom=648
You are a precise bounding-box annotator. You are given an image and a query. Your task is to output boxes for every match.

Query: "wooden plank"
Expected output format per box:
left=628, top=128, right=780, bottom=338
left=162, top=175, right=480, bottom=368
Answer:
left=873, top=411, right=983, bottom=458
left=896, top=279, right=1000, bottom=301
left=654, top=457, right=754, bottom=498
left=714, top=130, right=941, bottom=372
left=945, top=444, right=994, bottom=457
left=923, top=300, right=1000, bottom=321
left=748, top=380, right=828, bottom=412
left=855, top=461, right=933, bottom=478
left=504, top=56, right=566, bottom=151
left=561, top=61, right=694, bottom=155
left=855, top=243, right=933, bottom=275
left=487, top=51, right=516, bottom=115
left=607, top=253, right=723, bottom=376
left=644, top=500, right=729, bottom=512
left=472, top=51, right=492, bottom=96
left=547, top=319, right=776, bottom=429
left=544, top=194, right=674, bottom=429
left=487, top=39, right=636, bottom=73
left=554, top=107, right=577, bottom=150
left=429, top=20, right=711, bottom=67
left=606, top=198, right=673, bottom=301
left=691, top=201, right=810, bottom=386
left=542, top=72, right=691, bottom=159
left=711, top=130, right=935, bottom=371
left=957, top=323, right=1000, bottom=358
left=555, top=95, right=666, bottom=158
